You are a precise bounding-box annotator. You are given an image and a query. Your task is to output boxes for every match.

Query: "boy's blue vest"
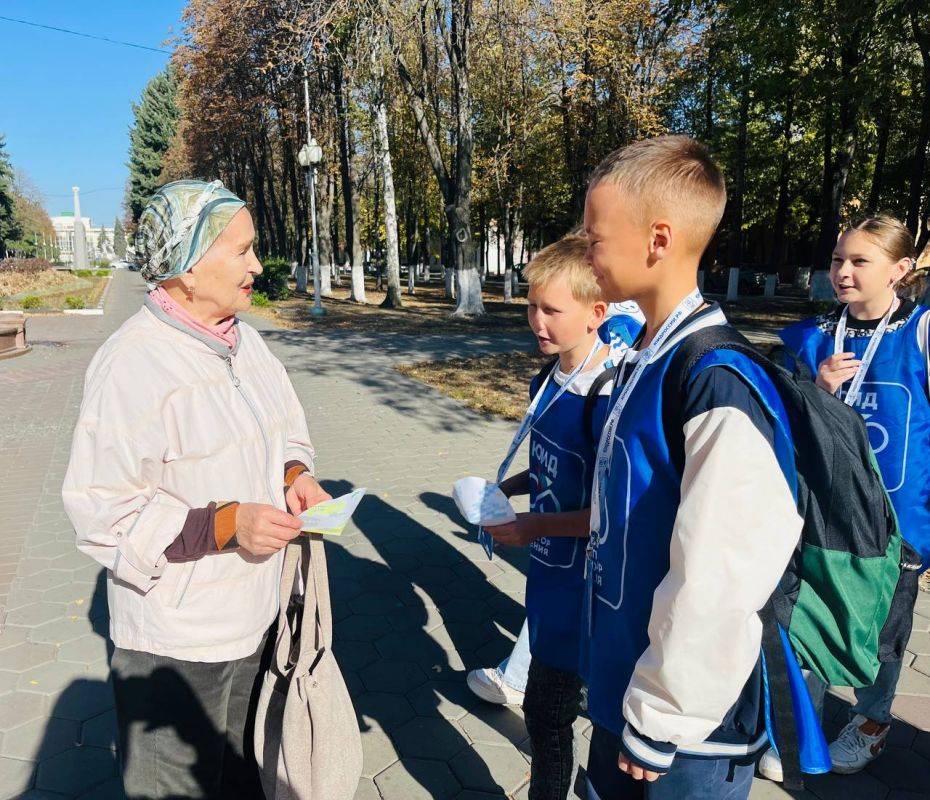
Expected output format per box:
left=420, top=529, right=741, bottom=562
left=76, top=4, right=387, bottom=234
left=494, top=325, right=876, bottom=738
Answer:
left=780, top=303, right=930, bottom=567
left=525, top=315, right=641, bottom=673
left=526, top=374, right=611, bottom=672
left=582, top=334, right=796, bottom=758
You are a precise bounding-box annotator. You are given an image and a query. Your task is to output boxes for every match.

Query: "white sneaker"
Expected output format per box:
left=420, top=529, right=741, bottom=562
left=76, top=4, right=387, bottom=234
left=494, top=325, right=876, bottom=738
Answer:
left=829, top=714, right=890, bottom=774
left=466, top=667, right=524, bottom=705
left=758, top=749, right=784, bottom=783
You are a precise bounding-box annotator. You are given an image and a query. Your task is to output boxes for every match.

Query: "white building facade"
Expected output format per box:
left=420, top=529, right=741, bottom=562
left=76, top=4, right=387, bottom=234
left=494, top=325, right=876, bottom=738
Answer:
left=51, top=213, right=115, bottom=265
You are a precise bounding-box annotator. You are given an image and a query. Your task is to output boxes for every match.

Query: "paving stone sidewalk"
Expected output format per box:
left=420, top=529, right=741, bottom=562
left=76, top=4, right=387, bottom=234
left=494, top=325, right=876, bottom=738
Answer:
left=0, top=269, right=928, bottom=800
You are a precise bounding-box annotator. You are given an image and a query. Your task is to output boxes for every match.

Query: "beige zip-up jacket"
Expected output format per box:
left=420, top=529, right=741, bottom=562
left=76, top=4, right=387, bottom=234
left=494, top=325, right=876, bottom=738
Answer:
left=63, top=298, right=315, bottom=662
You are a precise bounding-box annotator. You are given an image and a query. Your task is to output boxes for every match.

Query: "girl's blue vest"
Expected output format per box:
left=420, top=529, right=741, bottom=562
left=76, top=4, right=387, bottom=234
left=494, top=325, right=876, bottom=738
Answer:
left=780, top=303, right=930, bottom=567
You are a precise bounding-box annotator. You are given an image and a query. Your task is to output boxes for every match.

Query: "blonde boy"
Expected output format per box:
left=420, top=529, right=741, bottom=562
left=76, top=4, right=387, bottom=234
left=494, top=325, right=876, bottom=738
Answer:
left=580, top=136, right=802, bottom=799
left=481, top=235, right=641, bottom=800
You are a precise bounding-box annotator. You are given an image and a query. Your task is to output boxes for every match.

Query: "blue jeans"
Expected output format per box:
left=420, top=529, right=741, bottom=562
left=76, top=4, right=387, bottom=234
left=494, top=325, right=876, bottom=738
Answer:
left=807, top=659, right=903, bottom=726
left=499, top=620, right=531, bottom=693
left=523, top=659, right=583, bottom=800
left=586, top=725, right=755, bottom=800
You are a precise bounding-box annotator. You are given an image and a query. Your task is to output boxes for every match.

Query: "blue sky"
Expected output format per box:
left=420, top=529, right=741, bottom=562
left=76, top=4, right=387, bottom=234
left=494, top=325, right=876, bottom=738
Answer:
left=0, top=1, right=185, bottom=226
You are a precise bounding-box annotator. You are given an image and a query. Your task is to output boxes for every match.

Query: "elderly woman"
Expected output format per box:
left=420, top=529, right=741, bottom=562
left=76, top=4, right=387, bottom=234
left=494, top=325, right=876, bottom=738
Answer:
left=63, top=180, right=330, bottom=799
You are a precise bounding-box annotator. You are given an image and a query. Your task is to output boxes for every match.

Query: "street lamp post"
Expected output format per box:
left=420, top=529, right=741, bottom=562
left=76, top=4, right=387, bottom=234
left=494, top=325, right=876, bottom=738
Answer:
left=298, top=137, right=325, bottom=317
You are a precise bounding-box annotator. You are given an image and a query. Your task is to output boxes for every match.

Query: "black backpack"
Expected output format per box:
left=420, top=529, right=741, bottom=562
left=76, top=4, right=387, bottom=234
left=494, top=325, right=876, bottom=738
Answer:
left=663, top=325, right=922, bottom=788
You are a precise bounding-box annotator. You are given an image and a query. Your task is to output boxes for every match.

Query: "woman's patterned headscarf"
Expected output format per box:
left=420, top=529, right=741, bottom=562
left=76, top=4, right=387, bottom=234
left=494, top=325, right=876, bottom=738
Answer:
left=135, top=180, right=246, bottom=283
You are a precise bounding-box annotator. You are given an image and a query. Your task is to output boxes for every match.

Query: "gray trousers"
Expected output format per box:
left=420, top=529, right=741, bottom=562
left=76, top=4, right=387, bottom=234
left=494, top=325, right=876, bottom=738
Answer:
left=110, top=633, right=269, bottom=800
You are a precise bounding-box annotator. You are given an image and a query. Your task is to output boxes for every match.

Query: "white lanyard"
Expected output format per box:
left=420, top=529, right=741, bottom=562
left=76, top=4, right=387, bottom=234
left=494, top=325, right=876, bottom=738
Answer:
left=588, top=289, right=705, bottom=538
left=494, top=337, right=605, bottom=484
left=833, top=298, right=898, bottom=406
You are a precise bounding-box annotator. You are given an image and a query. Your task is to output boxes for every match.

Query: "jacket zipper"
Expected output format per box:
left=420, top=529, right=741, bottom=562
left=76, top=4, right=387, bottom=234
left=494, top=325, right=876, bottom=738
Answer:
left=225, top=354, right=278, bottom=505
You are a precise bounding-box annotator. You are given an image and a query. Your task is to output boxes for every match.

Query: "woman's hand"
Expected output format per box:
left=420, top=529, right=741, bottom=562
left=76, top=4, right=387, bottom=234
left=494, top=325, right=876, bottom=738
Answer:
left=815, top=352, right=861, bottom=395
left=285, top=474, right=332, bottom=516
left=235, top=503, right=302, bottom=556
left=485, top=513, right=540, bottom=547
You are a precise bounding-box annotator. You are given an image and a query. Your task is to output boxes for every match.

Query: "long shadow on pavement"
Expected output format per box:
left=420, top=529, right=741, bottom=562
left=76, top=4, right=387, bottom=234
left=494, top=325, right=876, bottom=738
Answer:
left=323, top=479, right=532, bottom=798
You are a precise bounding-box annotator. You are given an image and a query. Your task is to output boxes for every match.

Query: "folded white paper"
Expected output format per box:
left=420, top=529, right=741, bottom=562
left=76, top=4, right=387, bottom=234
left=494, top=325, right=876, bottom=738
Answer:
left=299, top=488, right=367, bottom=536
left=452, top=476, right=516, bottom=527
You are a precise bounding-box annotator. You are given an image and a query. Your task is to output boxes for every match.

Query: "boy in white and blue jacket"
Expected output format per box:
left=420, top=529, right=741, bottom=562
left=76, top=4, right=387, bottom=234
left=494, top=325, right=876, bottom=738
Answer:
left=484, top=235, right=641, bottom=800
left=580, top=136, right=803, bottom=799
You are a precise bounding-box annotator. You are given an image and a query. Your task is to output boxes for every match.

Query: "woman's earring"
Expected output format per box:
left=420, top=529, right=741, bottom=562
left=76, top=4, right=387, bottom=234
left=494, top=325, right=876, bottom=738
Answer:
left=185, top=282, right=195, bottom=301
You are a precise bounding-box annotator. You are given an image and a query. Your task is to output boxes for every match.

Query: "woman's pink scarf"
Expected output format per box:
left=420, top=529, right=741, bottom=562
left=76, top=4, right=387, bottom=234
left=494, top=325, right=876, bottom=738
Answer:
left=149, top=286, right=238, bottom=349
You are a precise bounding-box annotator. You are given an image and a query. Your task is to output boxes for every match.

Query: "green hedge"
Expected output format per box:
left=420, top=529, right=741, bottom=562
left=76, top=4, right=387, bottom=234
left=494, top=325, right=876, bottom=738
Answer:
left=254, top=257, right=291, bottom=301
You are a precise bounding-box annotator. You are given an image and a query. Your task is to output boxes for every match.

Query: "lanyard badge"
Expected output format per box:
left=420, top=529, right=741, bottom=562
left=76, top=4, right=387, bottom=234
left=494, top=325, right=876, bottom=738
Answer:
left=478, top=339, right=606, bottom=560
left=585, top=289, right=705, bottom=622
left=833, top=299, right=898, bottom=407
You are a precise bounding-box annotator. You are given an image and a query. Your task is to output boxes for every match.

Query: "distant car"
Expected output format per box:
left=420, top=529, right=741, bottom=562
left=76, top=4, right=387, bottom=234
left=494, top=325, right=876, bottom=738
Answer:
left=111, top=260, right=133, bottom=270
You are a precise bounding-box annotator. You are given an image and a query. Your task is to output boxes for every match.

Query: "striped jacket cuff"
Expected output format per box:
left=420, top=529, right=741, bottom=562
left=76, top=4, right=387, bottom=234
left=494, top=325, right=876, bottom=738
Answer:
left=619, top=723, right=677, bottom=773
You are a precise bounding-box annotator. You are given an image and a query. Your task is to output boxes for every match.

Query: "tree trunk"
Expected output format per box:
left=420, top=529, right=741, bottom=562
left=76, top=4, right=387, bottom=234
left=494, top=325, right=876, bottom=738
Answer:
left=334, top=59, right=365, bottom=302
left=728, top=67, right=750, bottom=270
left=319, top=170, right=335, bottom=297
left=815, top=43, right=863, bottom=269
left=502, top=206, right=514, bottom=303
left=907, top=12, right=930, bottom=236
left=867, top=101, right=891, bottom=214
left=771, top=90, right=794, bottom=278
left=373, top=87, right=403, bottom=308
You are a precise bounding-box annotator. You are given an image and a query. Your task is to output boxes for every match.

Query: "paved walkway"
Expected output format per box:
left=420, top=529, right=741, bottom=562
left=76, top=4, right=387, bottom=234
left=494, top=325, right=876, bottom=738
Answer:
left=0, top=270, right=928, bottom=800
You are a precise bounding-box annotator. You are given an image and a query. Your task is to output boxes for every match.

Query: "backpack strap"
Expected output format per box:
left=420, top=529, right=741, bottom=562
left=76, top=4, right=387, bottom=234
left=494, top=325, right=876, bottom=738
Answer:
left=662, top=325, right=758, bottom=473
left=583, top=365, right=618, bottom=444
left=662, top=325, right=805, bottom=791
left=529, top=357, right=559, bottom=402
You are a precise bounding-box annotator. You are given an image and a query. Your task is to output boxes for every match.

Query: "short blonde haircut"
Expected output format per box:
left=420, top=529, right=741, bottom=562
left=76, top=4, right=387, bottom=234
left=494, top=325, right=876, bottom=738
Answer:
left=524, top=235, right=604, bottom=305
left=588, top=135, right=727, bottom=254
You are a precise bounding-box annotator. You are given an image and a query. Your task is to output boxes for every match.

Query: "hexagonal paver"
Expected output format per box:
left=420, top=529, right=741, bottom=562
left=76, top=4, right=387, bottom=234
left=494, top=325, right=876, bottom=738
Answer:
left=0, top=755, right=35, bottom=799
left=336, top=615, right=390, bottom=643
left=56, top=635, right=109, bottom=665
left=450, top=741, right=529, bottom=795
left=81, top=709, right=118, bottom=750
left=0, top=691, right=49, bottom=731
left=359, top=660, right=427, bottom=695
left=392, top=717, right=469, bottom=761
left=76, top=775, right=127, bottom=800
left=349, top=592, right=404, bottom=616
left=3, top=603, right=67, bottom=628
left=0, top=671, right=18, bottom=696
left=353, top=777, right=381, bottom=800
left=355, top=692, right=416, bottom=732
left=1, top=715, right=80, bottom=760
left=13, top=571, right=71, bottom=593
left=374, top=758, right=461, bottom=800
left=18, top=661, right=89, bottom=695
left=51, top=679, right=115, bottom=722
left=42, top=581, right=96, bottom=606
left=407, top=681, right=476, bottom=721
left=375, top=630, right=447, bottom=662
left=0, top=626, right=29, bottom=652
left=906, top=631, right=930, bottom=656
left=35, top=745, right=117, bottom=795
left=28, top=616, right=96, bottom=647
left=0, top=643, right=57, bottom=674
left=360, top=729, right=398, bottom=778
left=458, top=706, right=527, bottom=747
left=332, top=641, right=379, bottom=673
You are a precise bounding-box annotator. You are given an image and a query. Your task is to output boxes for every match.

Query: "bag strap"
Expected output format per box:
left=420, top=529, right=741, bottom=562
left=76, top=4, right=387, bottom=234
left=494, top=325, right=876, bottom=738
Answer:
left=760, top=601, right=804, bottom=791
left=662, top=326, right=806, bottom=787
left=583, top=365, right=618, bottom=444
left=273, top=542, right=303, bottom=674
left=529, top=357, right=559, bottom=402
left=293, top=534, right=333, bottom=669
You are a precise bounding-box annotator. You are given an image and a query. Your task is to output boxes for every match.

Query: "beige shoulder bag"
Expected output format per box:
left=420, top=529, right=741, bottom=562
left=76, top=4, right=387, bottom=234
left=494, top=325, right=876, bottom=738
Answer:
left=254, top=535, right=362, bottom=800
